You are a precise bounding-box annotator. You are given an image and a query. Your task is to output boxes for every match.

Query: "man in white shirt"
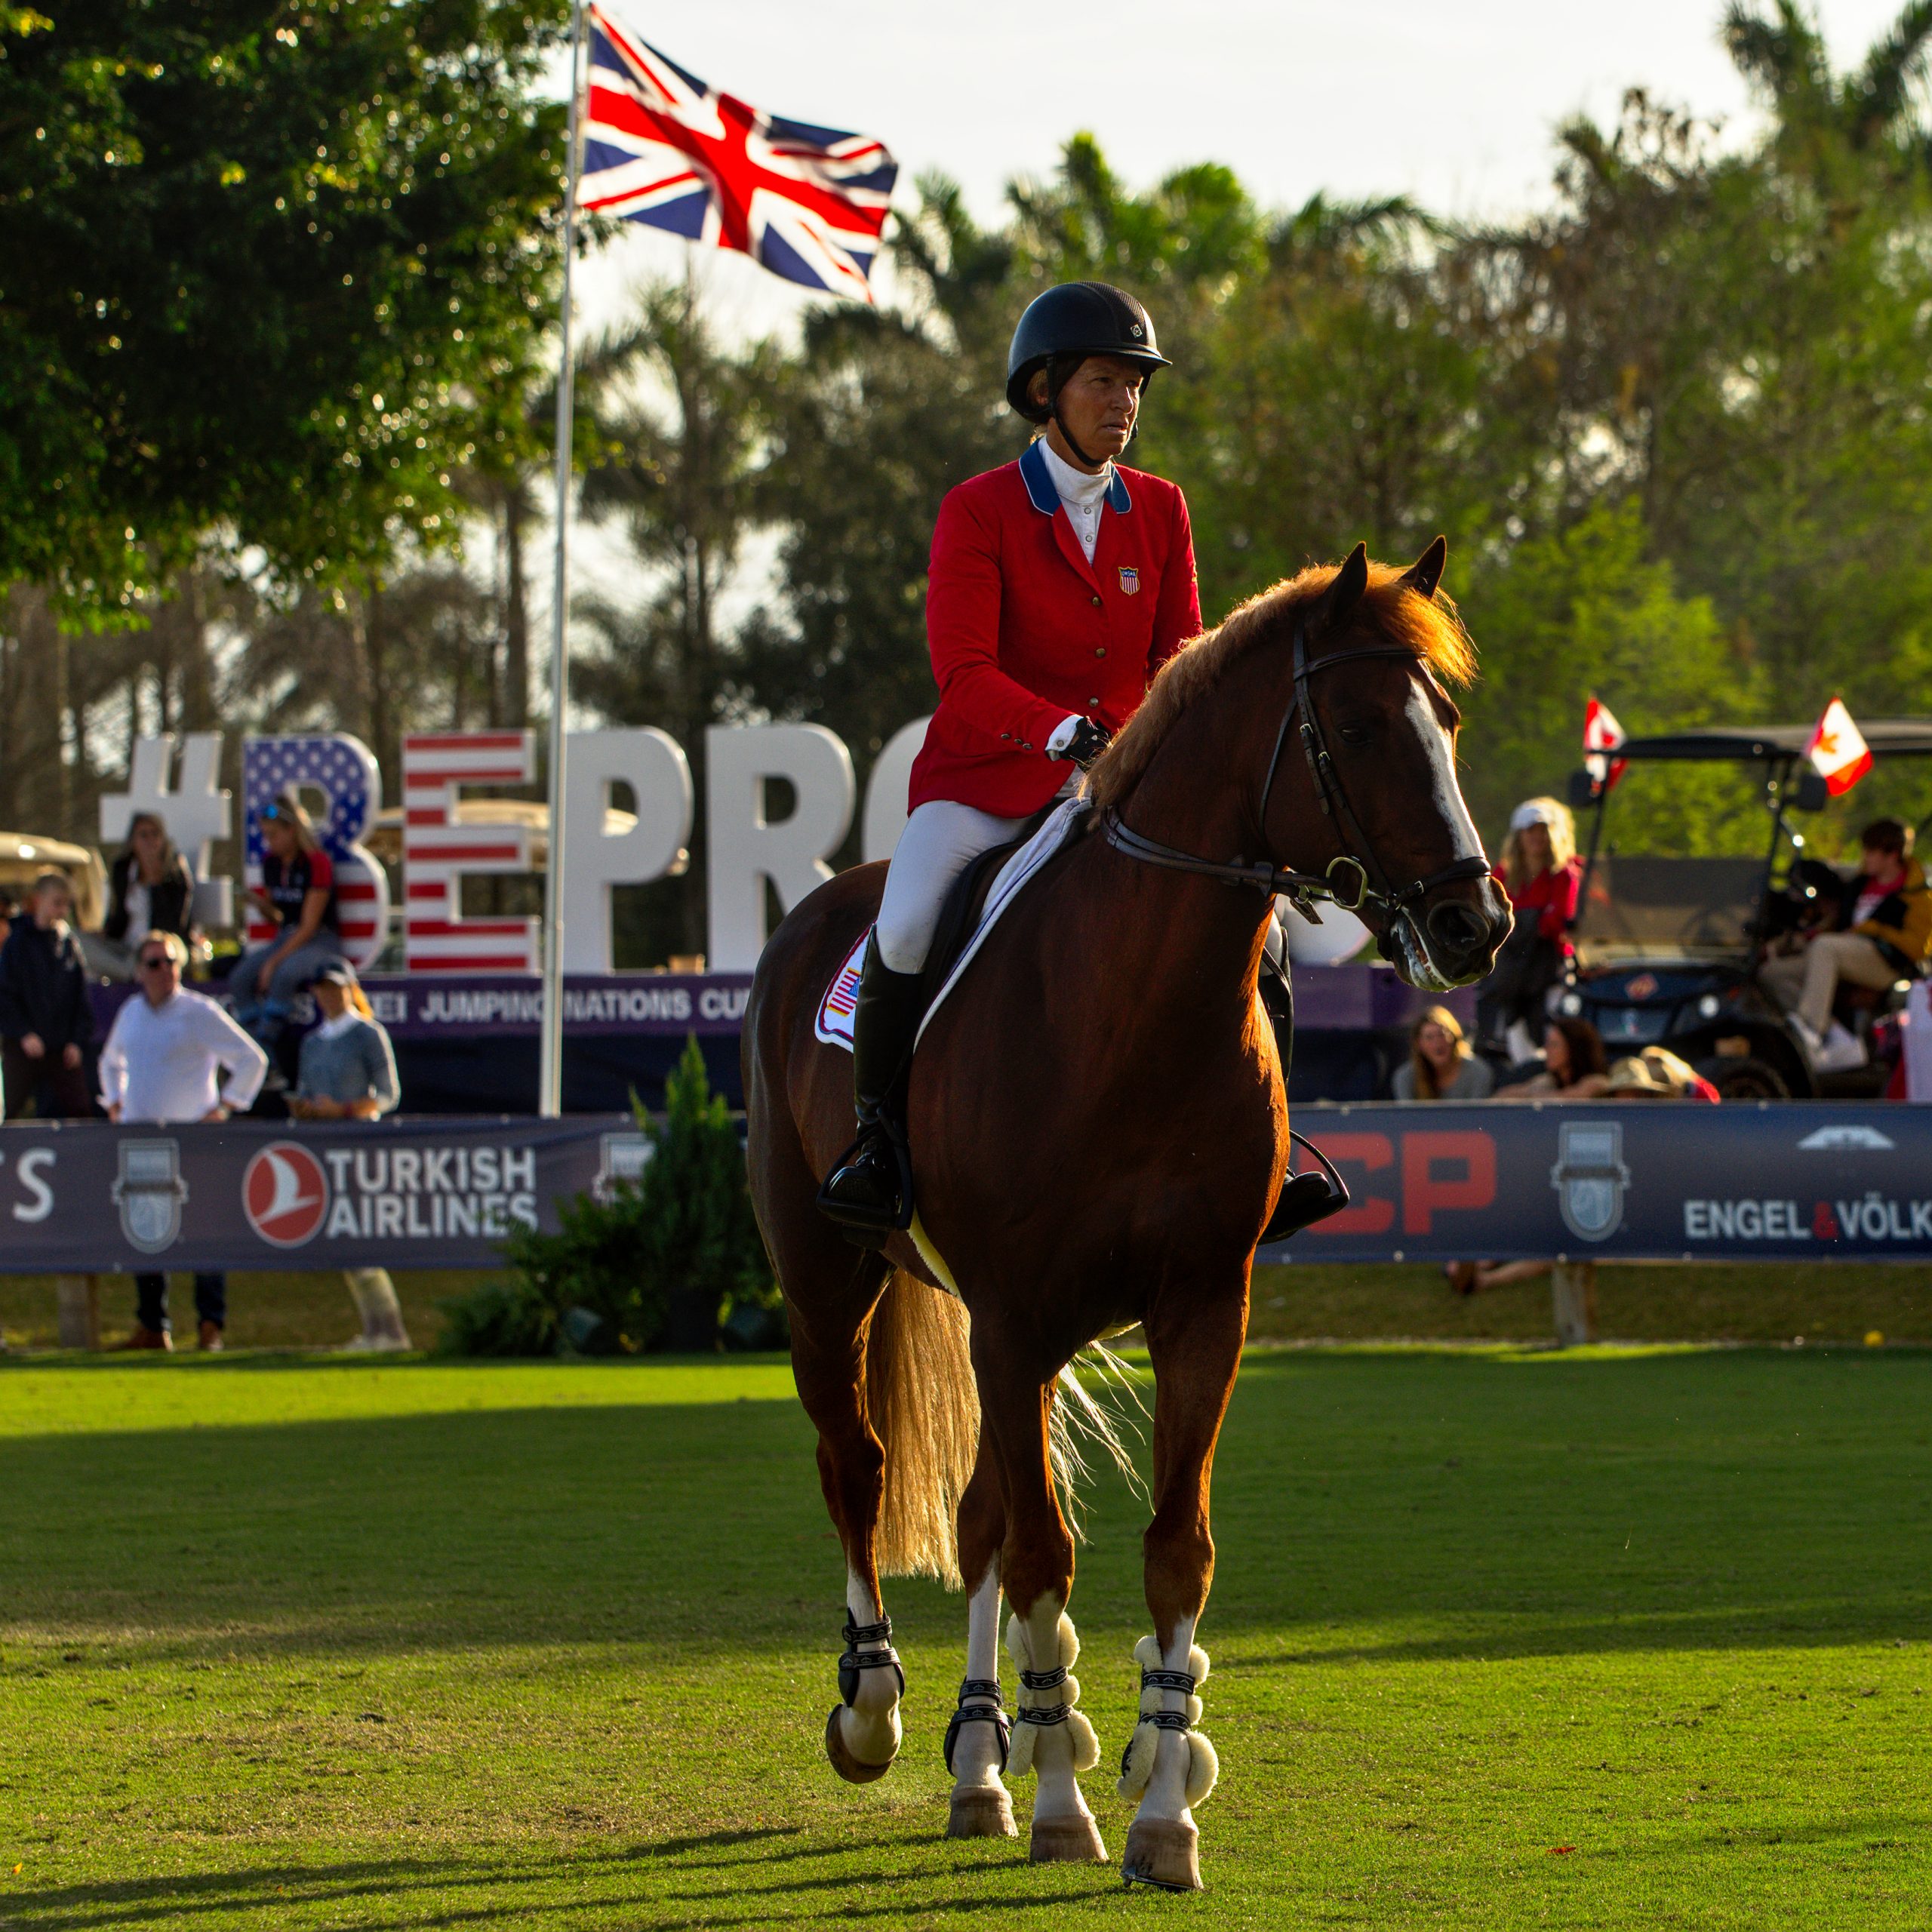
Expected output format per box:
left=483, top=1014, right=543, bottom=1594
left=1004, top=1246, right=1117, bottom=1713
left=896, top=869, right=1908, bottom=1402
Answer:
left=98, top=930, right=268, bottom=1351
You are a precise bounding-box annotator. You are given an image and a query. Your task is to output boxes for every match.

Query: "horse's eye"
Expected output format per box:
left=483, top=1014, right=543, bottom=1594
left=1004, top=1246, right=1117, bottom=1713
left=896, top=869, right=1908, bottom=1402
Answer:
left=1337, top=725, right=1373, bottom=748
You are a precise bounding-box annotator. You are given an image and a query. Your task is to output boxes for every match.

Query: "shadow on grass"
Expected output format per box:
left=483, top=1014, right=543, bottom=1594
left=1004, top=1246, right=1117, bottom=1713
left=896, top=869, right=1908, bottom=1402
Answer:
left=0, top=1832, right=1106, bottom=1932
left=4, top=1350, right=1931, bottom=1665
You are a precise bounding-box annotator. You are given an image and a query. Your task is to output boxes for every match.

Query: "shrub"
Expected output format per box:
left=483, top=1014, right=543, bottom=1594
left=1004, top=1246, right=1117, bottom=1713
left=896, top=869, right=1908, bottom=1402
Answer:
left=436, top=1037, right=777, bottom=1357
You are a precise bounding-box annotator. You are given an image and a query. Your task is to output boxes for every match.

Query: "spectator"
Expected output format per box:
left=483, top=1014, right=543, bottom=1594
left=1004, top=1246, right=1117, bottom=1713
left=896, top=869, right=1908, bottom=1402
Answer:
left=0, top=870, right=96, bottom=1121
left=229, top=793, right=345, bottom=1052
left=90, top=812, right=196, bottom=982
left=98, top=931, right=267, bottom=1352
left=1477, top=797, right=1584, bottom=1062
left=1496, top=1016, right=1611, bottom=1100
left=288, top=961, right=411, bottom=1351
left=1761, top=818, right=1929, bottom=1073
left=1392, top=1005, right=1495, bottom=1100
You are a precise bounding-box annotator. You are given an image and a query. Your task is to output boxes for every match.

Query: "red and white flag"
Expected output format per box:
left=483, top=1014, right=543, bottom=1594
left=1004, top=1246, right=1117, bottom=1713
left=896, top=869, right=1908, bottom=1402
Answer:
left=1806, top=697, right=1872, bottom=796
left=1583, top=694, right=1627, bottom=791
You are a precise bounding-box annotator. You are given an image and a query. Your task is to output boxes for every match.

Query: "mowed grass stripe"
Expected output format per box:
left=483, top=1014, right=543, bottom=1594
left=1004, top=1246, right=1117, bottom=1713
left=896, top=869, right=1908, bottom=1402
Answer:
left=2, top=1347, right=1930, bottom=1929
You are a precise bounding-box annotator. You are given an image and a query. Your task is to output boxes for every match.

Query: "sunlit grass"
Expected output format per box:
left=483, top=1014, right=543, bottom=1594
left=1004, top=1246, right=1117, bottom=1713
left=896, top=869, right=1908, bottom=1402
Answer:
left=3, top=1346, right=1930, bottom=1928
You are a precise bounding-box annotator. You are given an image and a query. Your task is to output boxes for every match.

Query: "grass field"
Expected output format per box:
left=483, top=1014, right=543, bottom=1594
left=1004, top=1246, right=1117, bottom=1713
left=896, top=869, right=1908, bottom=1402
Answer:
left=5, top=1346, right=1931, bottom=1929
left=5, top=1257, right=1932, bottom=1352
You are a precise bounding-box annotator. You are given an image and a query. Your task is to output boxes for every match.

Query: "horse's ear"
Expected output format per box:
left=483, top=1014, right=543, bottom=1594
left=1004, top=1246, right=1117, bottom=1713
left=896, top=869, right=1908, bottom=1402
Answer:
left=1401, top=534, right=1448, bottom=603
left=1319, top=543, right=1370, bottom=635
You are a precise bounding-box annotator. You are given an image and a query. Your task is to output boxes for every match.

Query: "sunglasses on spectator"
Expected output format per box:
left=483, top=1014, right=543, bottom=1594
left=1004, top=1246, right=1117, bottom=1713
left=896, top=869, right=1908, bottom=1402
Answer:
left=138, top=953, right=176, bottom=971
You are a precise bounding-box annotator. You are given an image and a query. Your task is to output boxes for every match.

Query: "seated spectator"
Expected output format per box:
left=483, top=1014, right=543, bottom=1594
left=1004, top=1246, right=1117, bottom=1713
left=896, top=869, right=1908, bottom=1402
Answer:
left=88, top=811, right=196, bottom=983
left=99, top=931, right=268, bottom=1351
left=288, top=961, right=411, bottom=1351
left=1476, top=798, right=1583, bottom=1061
left=0, top=870, right=95, bottom=1121
left=1607, top=1046, right=1720, bottom=1103
left=1495, top=1017, right=1610, bottom=1100
left=1392, top=1005, right=1495, bottom=1100
left=1761, top=818, right=1928, bottom=1073
left=228, top=794, right=346, bottom=1052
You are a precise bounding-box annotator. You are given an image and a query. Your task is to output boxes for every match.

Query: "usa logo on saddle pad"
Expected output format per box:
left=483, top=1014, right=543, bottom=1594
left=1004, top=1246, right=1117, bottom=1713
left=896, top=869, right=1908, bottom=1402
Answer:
left=1118, top=565, right=1140, bottom=595
left=815, top=931, right=869, bottom=1048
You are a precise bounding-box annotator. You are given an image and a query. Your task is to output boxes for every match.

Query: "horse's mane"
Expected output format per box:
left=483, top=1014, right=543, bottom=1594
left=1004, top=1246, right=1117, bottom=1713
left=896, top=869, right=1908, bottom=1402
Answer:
left=1085, top=558, right=1477, bottom=811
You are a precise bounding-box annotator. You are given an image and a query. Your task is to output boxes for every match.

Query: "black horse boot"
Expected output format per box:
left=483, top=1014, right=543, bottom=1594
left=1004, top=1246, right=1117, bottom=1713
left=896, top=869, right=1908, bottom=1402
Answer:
left=1257, top=968, right=1346, bottom=1245
left=817, top=932, right=925, bottom=1238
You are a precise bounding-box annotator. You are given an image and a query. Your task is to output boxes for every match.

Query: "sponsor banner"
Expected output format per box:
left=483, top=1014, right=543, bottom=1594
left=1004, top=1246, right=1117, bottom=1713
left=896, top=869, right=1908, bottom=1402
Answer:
left=0, top=1117, right=647, bottom=1273
left=1261, top=1103, right=1932, bottom=1263
left=89, top=974, right=755, bottom=1045
left=4, top=1103, right=1923, bottom=1275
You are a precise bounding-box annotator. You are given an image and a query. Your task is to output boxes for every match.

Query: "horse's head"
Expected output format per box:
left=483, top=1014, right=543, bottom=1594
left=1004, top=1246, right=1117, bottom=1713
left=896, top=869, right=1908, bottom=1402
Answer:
left=1254, top=539, right=1510, bottom=991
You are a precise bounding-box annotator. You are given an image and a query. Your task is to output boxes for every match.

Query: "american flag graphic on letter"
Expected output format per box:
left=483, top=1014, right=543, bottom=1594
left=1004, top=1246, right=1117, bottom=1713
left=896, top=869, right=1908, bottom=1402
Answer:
left=402, top=733, right=540, bottom=973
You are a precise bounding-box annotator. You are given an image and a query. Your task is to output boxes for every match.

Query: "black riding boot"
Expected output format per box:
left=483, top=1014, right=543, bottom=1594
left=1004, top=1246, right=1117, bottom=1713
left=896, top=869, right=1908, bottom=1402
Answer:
left=817, top=933, right=925, bottom=1237
left=1258, top=969, right=1346, bottom=1245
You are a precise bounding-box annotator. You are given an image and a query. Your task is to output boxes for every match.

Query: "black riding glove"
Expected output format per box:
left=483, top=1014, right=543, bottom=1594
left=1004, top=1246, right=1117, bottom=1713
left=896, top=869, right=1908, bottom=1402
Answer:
left=1051, top=716, right=1112, bottom=770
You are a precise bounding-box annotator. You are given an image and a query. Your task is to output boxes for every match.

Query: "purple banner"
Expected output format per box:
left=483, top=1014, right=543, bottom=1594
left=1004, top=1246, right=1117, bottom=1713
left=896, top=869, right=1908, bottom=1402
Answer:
left=0, top=1115, right=641, bottom=1273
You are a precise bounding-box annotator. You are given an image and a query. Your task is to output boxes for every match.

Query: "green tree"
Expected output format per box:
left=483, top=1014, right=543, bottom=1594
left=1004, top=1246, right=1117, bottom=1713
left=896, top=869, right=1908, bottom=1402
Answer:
left=1, top=0, right=572, bottom=619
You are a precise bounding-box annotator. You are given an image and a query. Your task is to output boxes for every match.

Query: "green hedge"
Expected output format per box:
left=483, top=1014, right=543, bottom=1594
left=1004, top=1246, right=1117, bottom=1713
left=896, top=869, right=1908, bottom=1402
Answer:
left=437, top=1038, right=778, bottom=1357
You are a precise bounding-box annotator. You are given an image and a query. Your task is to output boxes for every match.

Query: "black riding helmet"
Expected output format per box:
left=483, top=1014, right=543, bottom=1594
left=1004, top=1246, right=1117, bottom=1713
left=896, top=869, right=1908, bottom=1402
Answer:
left=1004, top=282, right=1171, bottom=448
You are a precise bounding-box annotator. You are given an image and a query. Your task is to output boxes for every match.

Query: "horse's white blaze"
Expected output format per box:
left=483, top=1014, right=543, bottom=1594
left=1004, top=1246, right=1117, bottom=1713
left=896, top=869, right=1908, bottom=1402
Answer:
left=838, top=1566, right=901, bottom=1764
left=1130, top=1615, right=1219, bottom=1826
left=1398, top=682, right=1487, bottom=989
left=949, top=1572, right=1008, bottom=1792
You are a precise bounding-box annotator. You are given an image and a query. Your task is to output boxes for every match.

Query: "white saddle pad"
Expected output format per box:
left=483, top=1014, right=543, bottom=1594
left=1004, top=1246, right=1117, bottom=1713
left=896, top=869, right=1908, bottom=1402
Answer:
left=814, top=798, right=1086, bottom=1054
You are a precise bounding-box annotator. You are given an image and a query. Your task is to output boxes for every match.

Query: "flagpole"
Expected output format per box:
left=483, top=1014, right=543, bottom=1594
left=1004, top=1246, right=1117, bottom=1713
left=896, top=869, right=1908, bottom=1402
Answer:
left=539, top=0, right=587, bottom=1120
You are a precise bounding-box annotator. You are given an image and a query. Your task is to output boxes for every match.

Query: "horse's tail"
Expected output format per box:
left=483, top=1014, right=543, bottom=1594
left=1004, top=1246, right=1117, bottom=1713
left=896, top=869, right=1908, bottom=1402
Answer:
left=866, top=1272, right=979, bottom=1589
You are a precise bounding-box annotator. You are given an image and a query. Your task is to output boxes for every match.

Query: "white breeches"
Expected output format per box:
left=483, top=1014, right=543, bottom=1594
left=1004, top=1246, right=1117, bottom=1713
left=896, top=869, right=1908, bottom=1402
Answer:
left=875, top=799, right=1038, bottom=974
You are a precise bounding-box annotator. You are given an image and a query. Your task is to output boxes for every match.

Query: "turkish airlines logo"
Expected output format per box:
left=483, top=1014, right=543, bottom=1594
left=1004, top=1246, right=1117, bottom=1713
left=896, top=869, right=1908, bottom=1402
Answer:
left=242, top=1142, right=331, bottom=1247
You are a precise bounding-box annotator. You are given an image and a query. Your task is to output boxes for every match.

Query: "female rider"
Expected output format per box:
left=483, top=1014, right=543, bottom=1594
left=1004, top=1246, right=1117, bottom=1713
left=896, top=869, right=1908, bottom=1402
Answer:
left=818, top=282, right=1201, bottom=1232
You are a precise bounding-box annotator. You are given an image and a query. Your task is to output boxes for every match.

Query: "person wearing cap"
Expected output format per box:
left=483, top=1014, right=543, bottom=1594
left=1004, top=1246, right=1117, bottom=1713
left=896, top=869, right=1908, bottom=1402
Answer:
left=288, top=961, right=411, bottom=1349
left=1477, top=795, right=1584, bottom=1063
left=818, top=281, right=1201, bottom=1232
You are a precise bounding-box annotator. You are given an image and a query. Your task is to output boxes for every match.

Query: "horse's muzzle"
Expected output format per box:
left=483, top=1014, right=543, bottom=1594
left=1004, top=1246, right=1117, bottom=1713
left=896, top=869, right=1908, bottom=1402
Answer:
left=1404, top=881, right=1512, bottom=989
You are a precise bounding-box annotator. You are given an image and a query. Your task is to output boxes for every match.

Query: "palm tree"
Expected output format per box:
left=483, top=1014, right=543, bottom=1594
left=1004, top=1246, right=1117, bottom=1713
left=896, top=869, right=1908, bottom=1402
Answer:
left=1721, top=1, right=1932, bottom=174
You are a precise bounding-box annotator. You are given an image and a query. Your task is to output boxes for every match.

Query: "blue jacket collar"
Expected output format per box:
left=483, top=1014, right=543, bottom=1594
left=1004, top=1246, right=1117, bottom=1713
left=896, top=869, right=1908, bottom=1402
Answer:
left=1020, top=439, right=1134, bottom=516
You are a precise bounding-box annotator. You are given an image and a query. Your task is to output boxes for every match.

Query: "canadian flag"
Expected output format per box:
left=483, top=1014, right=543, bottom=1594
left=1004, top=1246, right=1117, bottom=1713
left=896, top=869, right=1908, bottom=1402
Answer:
left=1583, top=694, right=1628, bottom=791
left=1806, top=697, right=1872, bottom=796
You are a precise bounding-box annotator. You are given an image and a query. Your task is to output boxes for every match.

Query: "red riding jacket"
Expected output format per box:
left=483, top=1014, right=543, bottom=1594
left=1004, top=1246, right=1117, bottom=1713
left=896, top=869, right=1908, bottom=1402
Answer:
left=907, top=441, right=1201, bottom=817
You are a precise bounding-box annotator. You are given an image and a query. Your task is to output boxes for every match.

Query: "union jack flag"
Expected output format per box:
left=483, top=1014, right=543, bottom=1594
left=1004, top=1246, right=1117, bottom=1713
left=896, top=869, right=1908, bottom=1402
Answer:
left=580, top=8, right=897, bottom=303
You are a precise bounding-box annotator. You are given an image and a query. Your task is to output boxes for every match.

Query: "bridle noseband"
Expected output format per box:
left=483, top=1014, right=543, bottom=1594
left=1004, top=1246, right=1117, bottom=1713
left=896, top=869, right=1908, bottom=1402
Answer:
left=1103, top=616, right=1493, bottom=928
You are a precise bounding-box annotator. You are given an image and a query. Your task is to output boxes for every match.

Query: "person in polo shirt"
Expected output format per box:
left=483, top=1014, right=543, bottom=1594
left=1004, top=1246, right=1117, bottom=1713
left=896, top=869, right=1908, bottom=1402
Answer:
left=98, top=930, right=268, bottom=1351
left=818, top=281, right=1201, bottom=1234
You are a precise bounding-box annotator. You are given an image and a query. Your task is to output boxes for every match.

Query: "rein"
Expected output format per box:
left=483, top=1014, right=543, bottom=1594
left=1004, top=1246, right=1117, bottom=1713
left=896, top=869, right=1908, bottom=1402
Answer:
left=1103, top=617, right=1492, bottom=925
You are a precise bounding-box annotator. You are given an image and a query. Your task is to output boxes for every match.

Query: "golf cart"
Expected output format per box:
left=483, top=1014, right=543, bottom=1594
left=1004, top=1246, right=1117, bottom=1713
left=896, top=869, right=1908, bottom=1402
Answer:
left=1555, top=719, right=1932, bottom=1100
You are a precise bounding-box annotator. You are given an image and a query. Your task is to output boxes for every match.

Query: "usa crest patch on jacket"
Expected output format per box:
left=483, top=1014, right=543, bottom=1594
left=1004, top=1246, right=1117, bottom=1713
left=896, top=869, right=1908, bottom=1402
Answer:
left=1118, top=565, right=1140, bottom=595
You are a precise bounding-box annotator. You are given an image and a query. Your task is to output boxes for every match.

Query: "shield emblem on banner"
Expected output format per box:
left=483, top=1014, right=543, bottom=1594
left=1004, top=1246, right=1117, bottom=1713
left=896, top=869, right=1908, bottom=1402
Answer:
left=1118, top=565, right=1140, bottom=596
left=113, top=1139, right=189, bottom=1255
left=1548, top=1121, right=1629, bottom=1243
left=593, top=1132, right=653, bottom=1204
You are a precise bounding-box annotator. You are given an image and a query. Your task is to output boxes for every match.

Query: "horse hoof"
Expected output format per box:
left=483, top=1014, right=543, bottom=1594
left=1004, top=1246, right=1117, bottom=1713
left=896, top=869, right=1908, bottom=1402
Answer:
left=1121, top=1817, right=1201, bottom=1891
left=1029, top=1814, right=1108, bottom=1863
left=823, top=1706, right=895, bottom=1784
left=946, top=1788, right=1017, bottom=1838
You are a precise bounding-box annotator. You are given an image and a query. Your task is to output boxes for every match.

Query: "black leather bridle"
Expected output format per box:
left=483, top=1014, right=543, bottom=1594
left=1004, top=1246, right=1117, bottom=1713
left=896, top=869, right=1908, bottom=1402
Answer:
left=1103, top=616, right=1494, bottom=931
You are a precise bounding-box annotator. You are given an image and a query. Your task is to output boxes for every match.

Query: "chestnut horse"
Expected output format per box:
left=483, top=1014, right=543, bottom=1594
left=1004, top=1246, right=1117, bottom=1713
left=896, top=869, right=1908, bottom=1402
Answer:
left=743, top=540, right=1510, bottom=1890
